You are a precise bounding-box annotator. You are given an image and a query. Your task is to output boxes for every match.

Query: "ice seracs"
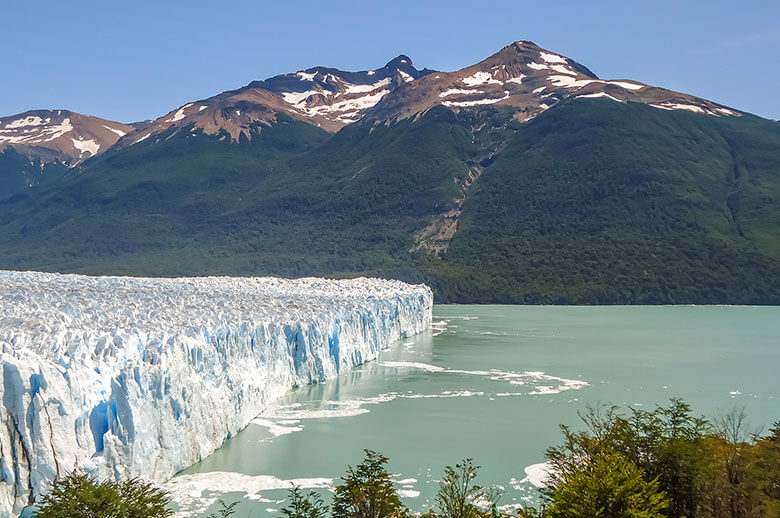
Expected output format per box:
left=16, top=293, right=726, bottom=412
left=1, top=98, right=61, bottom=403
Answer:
left=0, top=271, right=432, bottom=516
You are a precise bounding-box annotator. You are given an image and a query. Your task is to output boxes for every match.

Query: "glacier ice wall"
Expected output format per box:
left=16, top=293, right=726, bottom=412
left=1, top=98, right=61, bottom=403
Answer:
left=0, top=271, right=432, bottom=516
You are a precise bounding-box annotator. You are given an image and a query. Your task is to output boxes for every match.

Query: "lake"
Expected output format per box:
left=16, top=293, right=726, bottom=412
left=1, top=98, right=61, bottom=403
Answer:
left=166, top=305, right=780, bottom=517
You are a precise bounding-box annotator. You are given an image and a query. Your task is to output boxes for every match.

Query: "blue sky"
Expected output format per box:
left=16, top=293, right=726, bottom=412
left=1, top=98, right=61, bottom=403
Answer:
left=4, top=0, right=779, bottom=122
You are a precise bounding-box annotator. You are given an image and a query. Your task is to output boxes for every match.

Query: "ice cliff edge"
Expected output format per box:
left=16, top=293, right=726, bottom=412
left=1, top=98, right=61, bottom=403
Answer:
left=0, top=271, right=433, bottom=516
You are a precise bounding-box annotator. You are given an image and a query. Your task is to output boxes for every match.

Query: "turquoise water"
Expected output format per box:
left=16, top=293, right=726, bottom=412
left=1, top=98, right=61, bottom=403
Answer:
left=168, top=305, right=780, bottom=517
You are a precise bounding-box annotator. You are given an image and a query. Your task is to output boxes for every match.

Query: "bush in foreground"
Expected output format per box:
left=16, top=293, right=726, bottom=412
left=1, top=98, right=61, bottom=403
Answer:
left=545, top=452, right=667, bottom=518
left=332, top=449, right=408, bottom=518
left=435, top=458, right=501, bottom=518
left=35, top=471, right=172, bottom=518
left=281, top=485, right=329, bottom=518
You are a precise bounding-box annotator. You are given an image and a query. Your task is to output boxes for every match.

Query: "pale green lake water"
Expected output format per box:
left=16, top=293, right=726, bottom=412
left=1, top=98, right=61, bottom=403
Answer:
left=168, top=305, right=780, bottom=517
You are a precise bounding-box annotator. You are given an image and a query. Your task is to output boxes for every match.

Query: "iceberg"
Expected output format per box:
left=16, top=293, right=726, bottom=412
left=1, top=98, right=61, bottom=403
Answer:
left=0, top=271, right=432, bottom=516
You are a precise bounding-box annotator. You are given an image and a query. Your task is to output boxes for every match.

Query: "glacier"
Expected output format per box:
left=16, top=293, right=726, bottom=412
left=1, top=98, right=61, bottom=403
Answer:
left=0, top=271, right=432, bottom=516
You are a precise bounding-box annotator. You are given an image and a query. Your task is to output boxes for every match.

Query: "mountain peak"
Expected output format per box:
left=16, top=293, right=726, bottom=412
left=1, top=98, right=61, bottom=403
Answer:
left=384, top=54, right=414, bottom=69
left=0, top=109, right=134, bottom=165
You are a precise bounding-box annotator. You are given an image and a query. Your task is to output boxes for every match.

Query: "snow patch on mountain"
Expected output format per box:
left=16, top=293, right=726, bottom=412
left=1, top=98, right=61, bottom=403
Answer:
left=399, top=70, right=414, bottom=82
left=297, top=71, right=317, bottom=81
left=442, top=91, right=510, bottom=107
left=164, top=104, right=194, bottom=123
left=0, top=118, right=74, bottom=145
left=439, top=88, right=484, bottom=98
left=649, top=101, right=738, bottom=116
left=539, top=51, right=567, bottom=64
left=345, top=78, right=391, bottom=94
left=461, top=71, right=503, bottom=86
left=5, top=116, right=48, bottom=129
left=103, top=125, right=127, bottom=137
left=72, top=137, right=100, bottom=156
left=577, top=92, right=626, bottom=103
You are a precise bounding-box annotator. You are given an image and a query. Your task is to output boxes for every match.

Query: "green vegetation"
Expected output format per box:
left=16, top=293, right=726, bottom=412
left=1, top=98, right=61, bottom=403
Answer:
left=435, top=459, right=500, bottom=518
left=332, top=449, right=409, bottom=518
left=31, top=404, right=779, bottom=516
left=34, top=472, right=172, bottom=518
left=544, top=452, right=668, bottom=518
left=0, top=101, right=778, bottom=303
left=0, top=146, right=69, bottom=200
left=206, top=500, right=238, bottom=518
left=281, top=486, right=329, bottom=518
left=538, top=400, right=780, bottom=517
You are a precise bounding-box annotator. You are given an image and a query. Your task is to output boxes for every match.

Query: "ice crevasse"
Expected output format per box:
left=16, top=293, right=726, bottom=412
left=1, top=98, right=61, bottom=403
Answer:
left=0, top=271, right=433, bottom=516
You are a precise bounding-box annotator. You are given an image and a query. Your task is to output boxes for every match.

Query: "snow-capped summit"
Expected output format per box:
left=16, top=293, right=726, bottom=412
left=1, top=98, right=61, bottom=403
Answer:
left=0, top=110, right=135, bottom=165
left=2, top=41, right=744, bottom=163
left=366, top=41, right=740, bottom=123
left=117, top=55, right=435, bottom=147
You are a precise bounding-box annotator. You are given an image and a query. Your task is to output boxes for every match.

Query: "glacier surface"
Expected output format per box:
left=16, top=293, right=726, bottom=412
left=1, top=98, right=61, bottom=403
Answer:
left=0, top=271, right=432, bottom=516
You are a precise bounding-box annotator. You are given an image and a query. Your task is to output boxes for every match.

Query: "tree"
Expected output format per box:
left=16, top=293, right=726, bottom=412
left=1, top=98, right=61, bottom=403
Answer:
left=744, top=421, right=780, bottom=517
left=435, top=458, right=501, bottom=518
left=207, top=499, right=238, bottom=518
left=545, top=400, right=717, bottom=518
left=332, top=449, right=408, bottom=518
left=545, top=453, right=668, bottom=518
left=280, top=485, right=328, bottom=518
left=712, top=407, right=763, bottom=518
left=35, top=471, right=172, bottom=518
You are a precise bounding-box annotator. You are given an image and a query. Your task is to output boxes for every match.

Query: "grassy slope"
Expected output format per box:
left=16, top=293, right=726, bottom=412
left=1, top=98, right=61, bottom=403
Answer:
left=442, top=99, right=780, bottom=303
left=0, top=146, right=69, bottom=200
left=0, top=102, right=776, bottom=303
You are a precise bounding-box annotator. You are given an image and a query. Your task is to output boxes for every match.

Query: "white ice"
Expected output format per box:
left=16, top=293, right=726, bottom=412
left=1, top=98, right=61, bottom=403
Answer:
left=0, top=271, right=432, bottom=516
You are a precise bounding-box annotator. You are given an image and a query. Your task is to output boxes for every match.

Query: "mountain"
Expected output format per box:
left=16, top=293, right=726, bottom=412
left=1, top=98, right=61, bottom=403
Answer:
left=115, top=55, right=433, bottom=148
left=0, top=110, right=135, bottom=198
left=0, top=41, right=777, bottom=304
left=0, top=109, right=134, bottom=163
left=367, top=41, right=739, bottom=123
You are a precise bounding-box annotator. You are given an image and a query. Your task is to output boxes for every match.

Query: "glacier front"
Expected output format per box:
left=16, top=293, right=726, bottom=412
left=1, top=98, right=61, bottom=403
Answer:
left=0, top=271, right=432, bottom=516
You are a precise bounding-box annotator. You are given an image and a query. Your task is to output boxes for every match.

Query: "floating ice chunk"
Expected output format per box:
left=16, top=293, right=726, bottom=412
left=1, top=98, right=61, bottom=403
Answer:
left=166, top=472, right=334, bottom=516
left=513, top=462, right=553, bottom=489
